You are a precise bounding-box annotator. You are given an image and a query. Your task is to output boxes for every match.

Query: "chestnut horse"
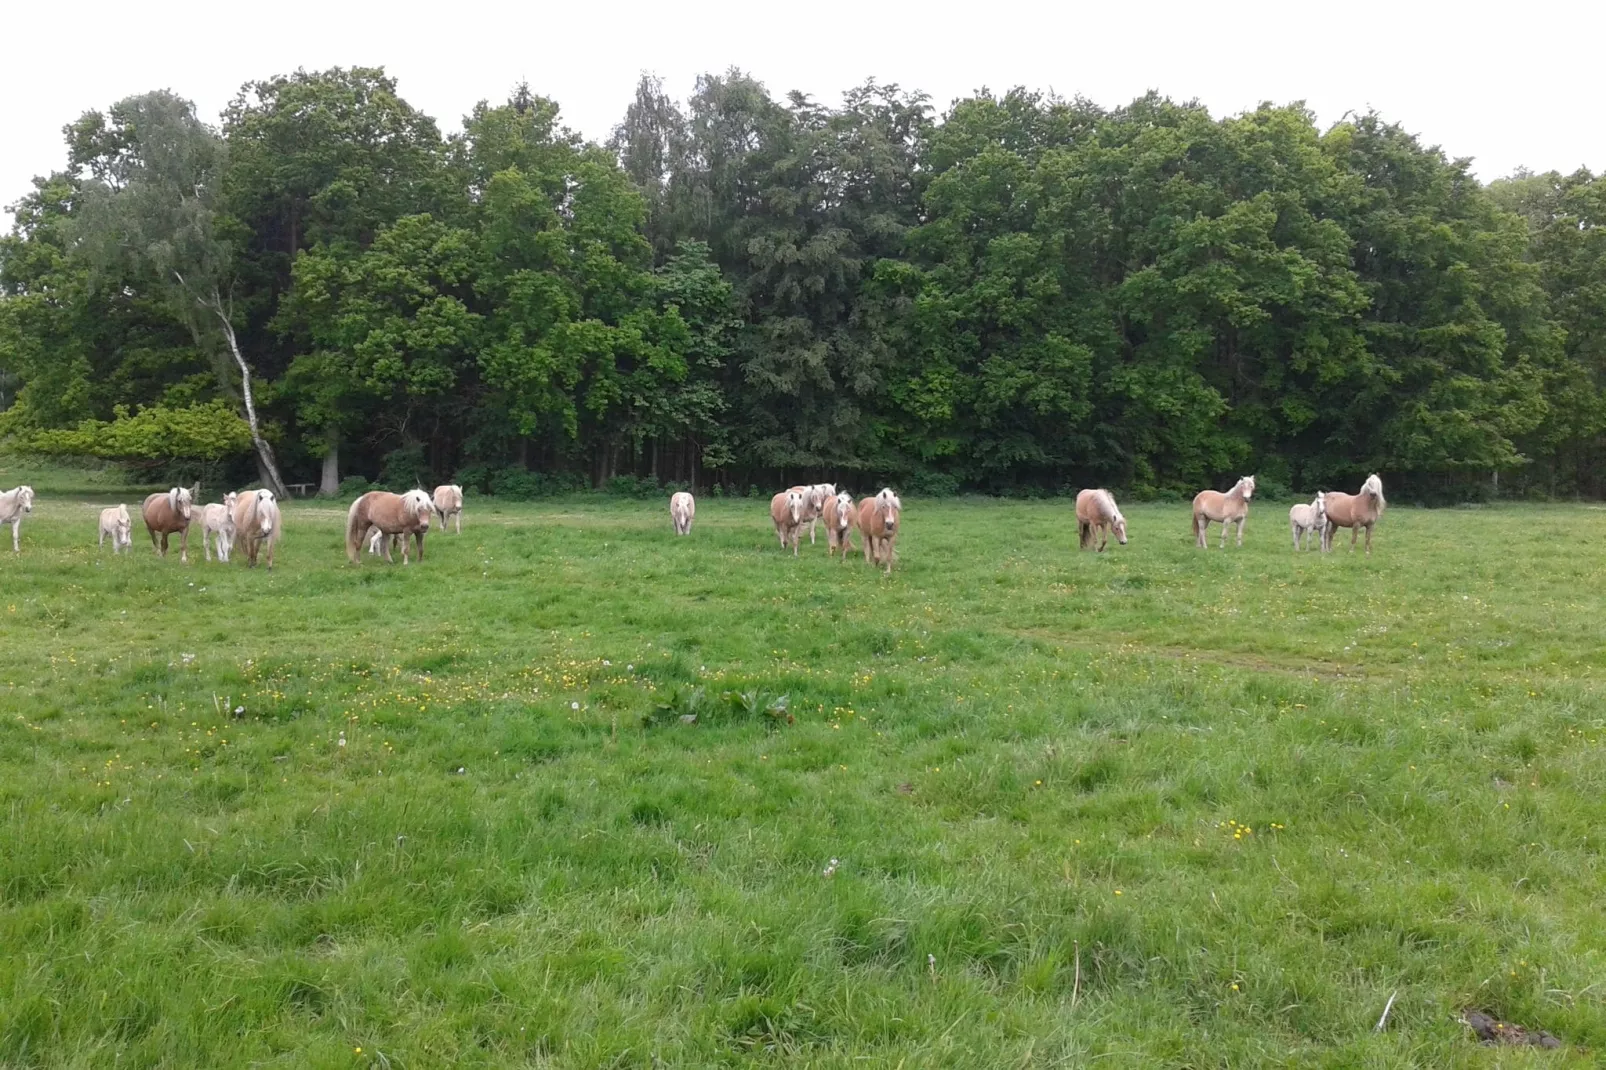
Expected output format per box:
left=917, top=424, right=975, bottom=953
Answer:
left=1075, top=489, right=1127, bottom=551
left=857, top=488, right=901, bottom=574
left=141, top=487, right=194, bottom=562
left=232, top=489, right=281, bottom=569
left=822, top=490, right=856, bottom=561
left=770, top=490, right=805, bottom=555
left=1, top=485, right=35, bottom=552
left=347, top=489, right=431, bottom=564
left=1192, top=476, right=1255, bottom=548
left=1322, top=474, right=1386, bottom=553
left=433, top=484, right=464, bottom=534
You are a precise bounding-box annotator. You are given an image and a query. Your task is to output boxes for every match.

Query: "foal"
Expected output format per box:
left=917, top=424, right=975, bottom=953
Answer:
left=98, top=504, right=132, bottom=553
left=1, top=485, right=35, bottom=552
left=1192, top=476, right=1255, bottom=548
left=1289, top=492, right=1326, bottom=551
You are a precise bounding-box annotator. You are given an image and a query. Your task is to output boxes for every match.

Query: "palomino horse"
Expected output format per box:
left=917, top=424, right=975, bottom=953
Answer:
left=1192, top=476, right=1255, bottom=548
left=141, top=487, right=194, bottom=562
left=433, top=484, right=464, bottom=534
left=1322, top=474, right=1386, bottom=553
left=823, top=490, right=856, bottom=561
left=1, top=485, right=35, bottom=552
left=669, top=491, right=695, bottom=535
left=857, top=488, right=902, bottom=574
left=232, top=489, right=281, bottom=568
left=1075, top=489, right=1127, bottom=551
left=347, top=489, right=431, bottom=564
left=787, top=484, right=831, bottom=544
left=770, top=489, right=805, bottom=555
left=98, top=504, right=132, bottom=553
left=1289, top=492, right=1326, bottom=551
left=201, top=492, right=239, bottom=562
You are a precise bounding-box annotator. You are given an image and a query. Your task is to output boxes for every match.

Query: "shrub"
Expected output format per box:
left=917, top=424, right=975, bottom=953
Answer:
left=337, top=475, right=372, bottom=497
left=904, top=471, right=960, bottom=497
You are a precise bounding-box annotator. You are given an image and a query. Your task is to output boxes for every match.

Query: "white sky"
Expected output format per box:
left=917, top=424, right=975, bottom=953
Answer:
left=4, top=0, right=1603, bottom=227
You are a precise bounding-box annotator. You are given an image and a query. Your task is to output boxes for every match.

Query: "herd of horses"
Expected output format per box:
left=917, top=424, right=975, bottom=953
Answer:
left=0, top=473, right=1387, bottom=569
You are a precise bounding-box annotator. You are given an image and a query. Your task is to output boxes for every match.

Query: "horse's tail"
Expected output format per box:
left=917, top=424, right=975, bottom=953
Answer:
left=344, top=498, right=366, bottom=563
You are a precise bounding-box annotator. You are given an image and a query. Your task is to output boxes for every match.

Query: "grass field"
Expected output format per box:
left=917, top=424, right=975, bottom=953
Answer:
left=1, top=487, right=1604, bottom=1067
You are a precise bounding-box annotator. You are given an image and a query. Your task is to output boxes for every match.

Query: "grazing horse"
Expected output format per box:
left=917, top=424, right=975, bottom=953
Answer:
left=1322, top=474, right=1386, bottom=554
left=670, top=491, right=696, bottom=535
left=433, top=484, right=464, bottom=534
left=770, top=489, right=805, bottom=555
left=1192, top=476, right=1255, bottom=548
left=857, top=488, right=902, bottom=574
left=201, top=493, right=239, bottom=562
left=141, top=487, right=194, bottom=562
left=822, top=490, right=856, bottom=561
left=347, top=489, right=431, bottom=564
left=1, top=485, right=35, bottom=552
left=232, top=489, right=281, bottom=568
left=98, top=504, right=132, bottom=554
left=1289, top=492, right=1327, bottom=551
left=1075, top=489, right=1128, bottom=552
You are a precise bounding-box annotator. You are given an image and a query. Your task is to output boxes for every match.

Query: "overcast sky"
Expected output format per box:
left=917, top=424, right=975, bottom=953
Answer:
left=4, top=0, right=1602, bottom=226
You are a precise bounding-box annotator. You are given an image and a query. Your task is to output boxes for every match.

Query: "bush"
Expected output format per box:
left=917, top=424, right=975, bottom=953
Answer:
left=603, top=474, right=662, bottom=499
left=486, top=467, right=587, bottom=500
left=337, top=475, right=372, bottom=497
left=903, top=471, right=961, bottom=497
left=379, top=443, right=428, bottom=489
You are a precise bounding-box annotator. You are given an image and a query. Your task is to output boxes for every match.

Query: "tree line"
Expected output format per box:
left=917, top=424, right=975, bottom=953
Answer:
left=1, top=67, right=1602, bottom=501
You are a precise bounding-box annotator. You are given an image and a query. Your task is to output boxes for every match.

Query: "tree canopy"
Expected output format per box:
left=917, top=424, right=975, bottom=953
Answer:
left=3, top=68, right=1602, bottom=500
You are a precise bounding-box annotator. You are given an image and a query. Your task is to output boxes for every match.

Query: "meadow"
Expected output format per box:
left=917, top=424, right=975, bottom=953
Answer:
left=1, top=477, right=1604, bottom=1067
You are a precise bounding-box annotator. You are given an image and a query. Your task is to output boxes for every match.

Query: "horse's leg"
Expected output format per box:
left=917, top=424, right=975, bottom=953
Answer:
left=179, top=526, right=189, bottom=564
left=1236, top=515, right=1245, bottom=547
left=1350, top=525, right=1358, bottom=552
left=11, top=519, right=18, bottom=552
left=1364, top=523, right=1372, bottom=555
left=1097, top=524, right=1108, bottom=552
left=416, top=531, right=425, bottom=563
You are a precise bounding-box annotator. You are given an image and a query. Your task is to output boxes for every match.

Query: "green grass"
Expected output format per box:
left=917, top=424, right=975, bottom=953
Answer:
left=2, top=492, right=1604, bottom=1067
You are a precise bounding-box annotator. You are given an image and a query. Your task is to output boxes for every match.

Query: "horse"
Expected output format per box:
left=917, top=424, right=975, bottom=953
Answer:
left=201, top=493, right=238, bottom=562
left=347, top=489, right=431, bottom=564
left=433, top=484, right=464, bottom=534
left=1322, top=474, right=1386, bottom=553
left=857, top=488, right=902, bottom=574
left=141, top=487, right=194, bottom=562
left=1075, top=489, right=1127, bottom=551
left=1289, top=492, right=1327, bottom=552
left=98, top=504, right=132, bottom=554
left=232, top=489, right=281, bottom=568
left=0, top=486, right=35, bottom=552
left=770, top=489, right=805, bottom=555
left=670, top=491, right=695, bottom=535
left=822, top=490, right=856, bottom=561
left=787, top=484, right=831, bottom=544
left=1192, top=476, right=1255, bottom=548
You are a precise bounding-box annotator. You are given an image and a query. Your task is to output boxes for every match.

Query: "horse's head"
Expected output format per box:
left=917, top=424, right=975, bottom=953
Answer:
left=1240, top=475, right=1256, bottom=500
left=1313, top=491, right=1327, bottom=523
left=16, top=486, right=33, bottom=513
left=404, top=489, right=432, bottom=524
left=877, top=488, right=901, bottom=533
left=1362, top=474, right=1385, bottom=509
left=785, top=490, right=804, bottom=524
left=805, top=485, right=827, bottom=513
left=448, top=484, right=463, bottom=510
left=834, top=491, right=854, bottom=531
left=223, top=491, right=238, bottom=509
left=170, top=487, right=193, bottom=519
left=1111, top=506, right=1128, bottom=545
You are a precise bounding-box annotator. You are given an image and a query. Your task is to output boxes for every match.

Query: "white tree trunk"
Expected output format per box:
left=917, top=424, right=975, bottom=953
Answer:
left=320, top=438, right=340, bottom=497
left=208, top=288, right=288, bottom=499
